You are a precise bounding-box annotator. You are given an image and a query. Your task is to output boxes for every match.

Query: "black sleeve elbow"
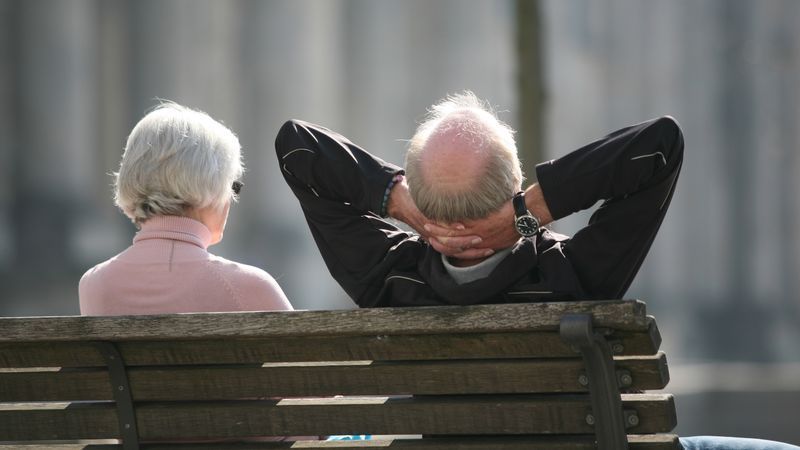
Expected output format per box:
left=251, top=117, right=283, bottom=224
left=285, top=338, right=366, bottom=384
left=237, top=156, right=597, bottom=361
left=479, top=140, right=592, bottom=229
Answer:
left=275, top=119, right=302, bottom=158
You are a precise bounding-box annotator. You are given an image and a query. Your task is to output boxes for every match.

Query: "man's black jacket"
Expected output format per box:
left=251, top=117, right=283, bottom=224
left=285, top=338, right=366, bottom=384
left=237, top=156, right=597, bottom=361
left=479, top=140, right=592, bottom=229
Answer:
left=275, top=116, right=684, bottom=307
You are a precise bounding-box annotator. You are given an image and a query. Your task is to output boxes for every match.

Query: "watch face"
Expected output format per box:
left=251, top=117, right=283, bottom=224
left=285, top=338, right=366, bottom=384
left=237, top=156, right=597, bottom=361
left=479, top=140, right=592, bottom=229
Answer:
left=515, top=215, right=539, bottom=237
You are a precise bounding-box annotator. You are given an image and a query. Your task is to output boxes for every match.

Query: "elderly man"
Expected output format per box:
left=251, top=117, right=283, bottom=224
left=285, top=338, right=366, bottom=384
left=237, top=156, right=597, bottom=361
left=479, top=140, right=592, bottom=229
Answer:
left=276, top=92, right=800, bottom=450
left=275, top=92, right=681, bottom=307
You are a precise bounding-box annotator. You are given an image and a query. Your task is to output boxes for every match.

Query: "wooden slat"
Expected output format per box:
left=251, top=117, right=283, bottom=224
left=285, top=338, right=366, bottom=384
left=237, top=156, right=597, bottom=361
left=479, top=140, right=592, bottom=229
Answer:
left=623, top=393, right=678, bottom=434
left=0, top=333, right=627, bottom=368
left=0, top=342, right=105, bottom=368
left=186, top=355, right=671, bottom=398
left=0, top=368, right=111, bottom=402
left=0, top=394, right=675, bottom=440
left=0, top=402, right=118, bottom=441
left=617, top=352, right=670, bottom=389
left=642, top=316, right=662, bottom=354
left=0, top=354, right=670, bottom=401
left=0, top=434, right=681, bottom=449
left=0, top=324, right=661, bottom=368
left=117, top=333, right=580, bottom=365
left=628, top=435, right=681, bottom=450
left=0, top=301, right=648, bottom=342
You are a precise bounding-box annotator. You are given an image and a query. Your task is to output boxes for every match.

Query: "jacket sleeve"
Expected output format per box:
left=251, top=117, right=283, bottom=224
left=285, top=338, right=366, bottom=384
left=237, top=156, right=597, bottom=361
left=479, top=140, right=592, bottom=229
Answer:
left=535, top=116, right=685, bottom=299
left=274, top=119, right=412, bottom=306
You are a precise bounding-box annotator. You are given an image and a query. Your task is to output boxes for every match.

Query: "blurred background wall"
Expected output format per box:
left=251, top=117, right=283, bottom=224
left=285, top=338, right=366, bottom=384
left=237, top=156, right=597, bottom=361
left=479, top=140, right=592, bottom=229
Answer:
left=0, top=0, right=798, bottom=443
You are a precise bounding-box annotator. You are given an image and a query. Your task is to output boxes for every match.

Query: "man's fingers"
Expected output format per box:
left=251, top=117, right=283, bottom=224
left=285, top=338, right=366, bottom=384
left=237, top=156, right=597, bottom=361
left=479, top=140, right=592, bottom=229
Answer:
left=424, top=222, right=468, bottom=237
left=434, top=235, right=481, bottom=249
left=429, top=237, right=494, bottom=260
left=429, top=238, right=457, bottom=256
left=424, top=223, right=450, bottom=235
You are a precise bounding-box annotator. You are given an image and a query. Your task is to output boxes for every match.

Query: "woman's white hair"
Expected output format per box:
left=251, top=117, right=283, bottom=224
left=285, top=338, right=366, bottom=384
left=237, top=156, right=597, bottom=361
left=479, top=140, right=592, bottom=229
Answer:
left=114, top=102, right=243, bottom=226
left=405, top=91, right=523, bottom=222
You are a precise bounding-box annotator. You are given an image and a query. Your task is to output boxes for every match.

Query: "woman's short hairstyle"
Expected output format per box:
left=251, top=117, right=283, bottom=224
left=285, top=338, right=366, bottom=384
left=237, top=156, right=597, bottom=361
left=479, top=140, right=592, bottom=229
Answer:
left=405, top=91, right=523, bottom=222
left=114, top=102, right=243, bottom=226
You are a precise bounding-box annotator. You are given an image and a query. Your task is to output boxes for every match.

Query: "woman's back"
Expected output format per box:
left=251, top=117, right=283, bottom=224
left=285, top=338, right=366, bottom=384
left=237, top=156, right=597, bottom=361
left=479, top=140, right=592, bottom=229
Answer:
left=80, top=216, right=290, bottom=315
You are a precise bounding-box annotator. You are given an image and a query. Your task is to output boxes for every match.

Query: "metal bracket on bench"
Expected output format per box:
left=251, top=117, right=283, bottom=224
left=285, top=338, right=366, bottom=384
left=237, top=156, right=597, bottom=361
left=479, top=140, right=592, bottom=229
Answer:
left=96, top=341, right=140, bottom=450
left=560, top=314, right=629, bottom=450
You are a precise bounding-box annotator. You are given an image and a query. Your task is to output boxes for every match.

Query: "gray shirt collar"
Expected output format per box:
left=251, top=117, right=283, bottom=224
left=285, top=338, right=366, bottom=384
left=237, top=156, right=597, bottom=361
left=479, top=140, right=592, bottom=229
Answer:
left=441, top=246, right=514, bottom=285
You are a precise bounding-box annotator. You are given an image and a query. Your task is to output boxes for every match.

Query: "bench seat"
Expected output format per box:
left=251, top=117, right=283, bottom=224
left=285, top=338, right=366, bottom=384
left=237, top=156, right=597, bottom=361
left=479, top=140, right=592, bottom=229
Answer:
left=0, top=300, right=679, bottom=449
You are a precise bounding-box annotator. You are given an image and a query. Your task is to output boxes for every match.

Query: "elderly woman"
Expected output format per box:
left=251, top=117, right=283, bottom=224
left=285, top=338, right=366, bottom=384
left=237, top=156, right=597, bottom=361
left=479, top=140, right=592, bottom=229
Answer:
left=80, top=102, right=292, bottom=315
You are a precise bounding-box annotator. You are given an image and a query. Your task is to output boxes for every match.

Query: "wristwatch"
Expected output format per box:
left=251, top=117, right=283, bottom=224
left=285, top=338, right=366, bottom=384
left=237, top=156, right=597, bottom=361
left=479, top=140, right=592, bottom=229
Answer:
left=512, top=191, right=540, bottom=237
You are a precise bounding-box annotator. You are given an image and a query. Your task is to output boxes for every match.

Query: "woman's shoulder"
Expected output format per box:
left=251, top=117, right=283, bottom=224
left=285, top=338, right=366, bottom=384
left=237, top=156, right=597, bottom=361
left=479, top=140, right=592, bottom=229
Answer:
left=79, top=254, right=123, bottom=289
left=206, top=255, right=293, bottom=310
left=206, top=254, right=274, bottom=281
left=78, top=256, right=124, bottom=315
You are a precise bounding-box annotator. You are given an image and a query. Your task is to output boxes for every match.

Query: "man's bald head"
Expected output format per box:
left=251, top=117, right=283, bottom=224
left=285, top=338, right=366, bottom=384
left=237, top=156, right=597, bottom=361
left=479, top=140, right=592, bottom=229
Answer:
left=405, top=92, right=523, bottom=222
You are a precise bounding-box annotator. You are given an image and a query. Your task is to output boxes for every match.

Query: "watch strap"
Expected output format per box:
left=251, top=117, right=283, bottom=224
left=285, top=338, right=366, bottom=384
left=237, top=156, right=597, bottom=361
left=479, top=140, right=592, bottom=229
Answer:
left=512, top=191, right=528, bottom=217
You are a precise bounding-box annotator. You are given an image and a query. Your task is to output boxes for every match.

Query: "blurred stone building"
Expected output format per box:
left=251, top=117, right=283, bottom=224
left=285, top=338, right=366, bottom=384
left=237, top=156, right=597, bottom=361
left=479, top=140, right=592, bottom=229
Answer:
left=0, top=0, right=798, bottom=443
left=0, top=0, right=516, bottom=314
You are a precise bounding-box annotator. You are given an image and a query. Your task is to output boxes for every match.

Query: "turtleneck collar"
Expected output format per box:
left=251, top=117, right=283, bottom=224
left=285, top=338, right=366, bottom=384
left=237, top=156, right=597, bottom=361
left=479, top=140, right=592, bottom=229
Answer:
left=133, top=215, right=213, bottom=250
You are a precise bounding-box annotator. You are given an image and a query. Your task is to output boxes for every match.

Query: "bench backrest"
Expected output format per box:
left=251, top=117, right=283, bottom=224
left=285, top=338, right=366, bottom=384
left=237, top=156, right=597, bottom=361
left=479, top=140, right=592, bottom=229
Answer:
left=0, top=300, right=677, bottom=449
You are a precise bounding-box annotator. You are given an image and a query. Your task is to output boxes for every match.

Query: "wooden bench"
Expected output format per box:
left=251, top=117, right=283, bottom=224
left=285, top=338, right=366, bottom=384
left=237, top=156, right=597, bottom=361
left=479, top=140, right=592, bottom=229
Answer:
left=0, top=300, right=678, bottom=449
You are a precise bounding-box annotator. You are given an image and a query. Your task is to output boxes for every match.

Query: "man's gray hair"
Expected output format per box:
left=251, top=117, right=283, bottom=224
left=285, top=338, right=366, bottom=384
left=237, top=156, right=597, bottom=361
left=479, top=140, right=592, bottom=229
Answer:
left=114, top=102, right=243, bottom=226
left=405, top=91, right=523, bottom=222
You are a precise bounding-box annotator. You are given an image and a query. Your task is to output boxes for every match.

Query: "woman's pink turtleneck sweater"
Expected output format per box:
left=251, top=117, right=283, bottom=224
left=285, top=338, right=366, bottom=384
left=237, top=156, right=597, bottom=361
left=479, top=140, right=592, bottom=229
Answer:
left=79, top=215, right=292, bottom=315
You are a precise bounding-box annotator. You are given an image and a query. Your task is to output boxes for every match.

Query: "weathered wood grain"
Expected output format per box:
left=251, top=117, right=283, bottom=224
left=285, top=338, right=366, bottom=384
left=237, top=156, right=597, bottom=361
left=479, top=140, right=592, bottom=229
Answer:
left=0, top=301, right=648, bottom=342
left=617, top=352, right=670, bottom=389
left=0, top=402, right=118, bottom=440
left=0, top=434, right=680, bottom=449
left=0, top=342, right=105, bottom=368
left=0, top=325, right=660, bottom=368
left=0, top=368, right=112, bottom=401
left=0, top=394, right=675, bottom=440
left=0, top=354, right=669, bottom=401
left=622, top=394, right=678, bottom=434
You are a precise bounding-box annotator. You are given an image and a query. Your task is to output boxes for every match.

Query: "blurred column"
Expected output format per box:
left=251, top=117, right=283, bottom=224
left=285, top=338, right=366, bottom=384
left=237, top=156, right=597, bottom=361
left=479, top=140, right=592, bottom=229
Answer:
left=752, top=1, right=800, bottom=356
left=696, top=0, right=772, bottom=361
left=12, top=0, right=99, bottom=277
left=128, top=0, right=244, bottom=119
left=0, top=1, right=16, bottom=273
left=234, top=0, right=350, bottom=310
left=68, top=0, right=135, bottom=269
left=718, top=0, right=755, bottom=315
left=96, top=0, right=132, bottom=191
left=516, top=0, right=545, bottom=178
left=233, top=0, right=346, bottom=214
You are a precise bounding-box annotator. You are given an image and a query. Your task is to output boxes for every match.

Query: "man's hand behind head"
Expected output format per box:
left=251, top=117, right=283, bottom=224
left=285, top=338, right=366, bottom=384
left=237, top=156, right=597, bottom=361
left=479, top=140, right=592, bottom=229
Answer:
left=425, top=201, right=516, bottom=258
left=387, top=175, right=486, bottom=258
left=425, top=183, right=554, bottom=259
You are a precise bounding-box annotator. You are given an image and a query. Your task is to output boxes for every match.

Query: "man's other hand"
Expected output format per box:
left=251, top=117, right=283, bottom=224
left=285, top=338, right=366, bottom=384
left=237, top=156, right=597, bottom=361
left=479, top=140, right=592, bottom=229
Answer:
left=387, top=177, right=485, bottom=258
left=424, top=184, right=554, bottom=258
left=424, top=202, right=516, bottom=257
